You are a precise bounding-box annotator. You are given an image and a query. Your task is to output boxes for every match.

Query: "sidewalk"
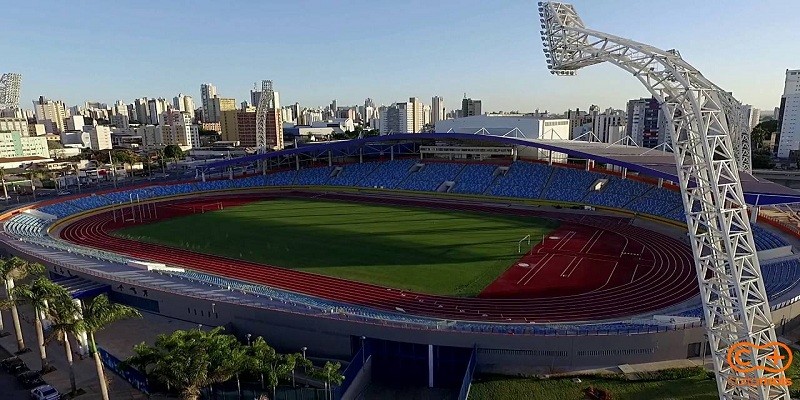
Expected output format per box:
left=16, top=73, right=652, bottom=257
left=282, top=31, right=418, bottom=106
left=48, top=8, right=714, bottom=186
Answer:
left=0, top=305, right=202, bottom=399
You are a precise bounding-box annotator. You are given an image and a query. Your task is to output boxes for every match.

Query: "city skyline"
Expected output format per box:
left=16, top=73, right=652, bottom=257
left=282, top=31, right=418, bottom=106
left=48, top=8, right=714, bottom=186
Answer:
left=3, top=0, right=797, bottom=112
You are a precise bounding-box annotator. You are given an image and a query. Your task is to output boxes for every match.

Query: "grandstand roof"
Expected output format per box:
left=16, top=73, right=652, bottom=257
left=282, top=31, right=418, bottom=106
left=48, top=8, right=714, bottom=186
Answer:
left=201, top=132, right=800, bottom=206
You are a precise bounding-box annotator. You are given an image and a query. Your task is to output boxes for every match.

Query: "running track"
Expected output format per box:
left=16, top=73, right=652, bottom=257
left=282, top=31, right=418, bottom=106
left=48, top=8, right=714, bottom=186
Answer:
left=57, top=191, right=699, bottom=323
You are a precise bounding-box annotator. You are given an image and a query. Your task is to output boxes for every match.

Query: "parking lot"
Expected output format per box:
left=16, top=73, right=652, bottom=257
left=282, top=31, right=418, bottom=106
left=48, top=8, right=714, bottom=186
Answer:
left=1, top=346, right=41, bottom=400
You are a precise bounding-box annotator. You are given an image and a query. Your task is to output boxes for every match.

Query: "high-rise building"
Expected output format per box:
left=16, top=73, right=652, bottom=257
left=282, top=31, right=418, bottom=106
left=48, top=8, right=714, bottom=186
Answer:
left=88, top=125, right=112, bottom=150
left=173, top=94, right=196, bottom=119
left=740, top=104, right=760, bottom=131
left=148, top=98, right=170, bottom=125
left=161, top=110, right=200, bottom=148
left=0, top=73, right=22, bottom=110
left=220, top=107, right=257, bottom=146
left=431, top=96, right=445, bottom=125
left=0, top=118, right=28, bottom=136
left=591, top=108, right=626, bottom=143
left=250, top=87, right=262, bottom=108
left=409, top=97, right=423, bottom=133
left=111, top=114, right=130, bottom=130
left=0, top=131, right=48, bottom=159
left=33, top=96, right=67, bottom=134
left=134, top=125, right=163, bottom=149
left=65, top=115, right=85, bottom=131
left=379, top=102, right=412, bottom=135
left=200, top=83, right=217, bottom=123
left=237, top=110, right=257, bottom=147
left=776, top=69, right=800, bottom=158
left=134, top=98, right=149, bottom=124
left=626, top=97, right=664, bottom=148
left=461, top=98, right=482, bottom=118
left=207, top=97, right=236, bottom=123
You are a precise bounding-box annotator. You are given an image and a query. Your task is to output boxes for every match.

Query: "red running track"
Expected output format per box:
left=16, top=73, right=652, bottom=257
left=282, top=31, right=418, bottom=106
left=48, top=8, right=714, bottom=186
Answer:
left=57, top=191, right=699, bottom=323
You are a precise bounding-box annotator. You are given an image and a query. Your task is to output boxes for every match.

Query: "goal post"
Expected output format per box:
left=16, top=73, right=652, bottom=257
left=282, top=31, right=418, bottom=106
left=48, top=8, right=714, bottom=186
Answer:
left=518, top=234, right=531, bottom=254
left=199, top=202, right=224, bottom=214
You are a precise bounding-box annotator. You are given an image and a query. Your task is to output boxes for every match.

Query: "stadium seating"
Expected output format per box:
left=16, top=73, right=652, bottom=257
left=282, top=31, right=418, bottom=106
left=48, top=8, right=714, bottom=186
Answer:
left=358, top=159, right=416, bottom=189
left=752, top=225, right=790, bottom=251
left=761, top=259, right=800, bottom=299
left=263, top=170, right=297, bottom=186
left=328, top=162, right=378, bottom=187
left=541, top=167, right=601, bottom=202
left=397, top=162, right=464, bottom=192
left=294, top=166, right=334, bottom=186
left=4, top=214, right=49, bottom=238
left=450, top=164, right=499, bottom=194
left=485, top=162, right=553, bottom=198
left=583, top=177, right=651, bottom=208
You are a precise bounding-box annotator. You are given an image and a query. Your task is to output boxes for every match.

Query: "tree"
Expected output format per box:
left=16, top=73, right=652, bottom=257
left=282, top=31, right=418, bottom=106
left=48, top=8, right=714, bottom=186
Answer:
left=126, top=327, right=245, bottom=400
left=309, top=361, right=344, bottom=400
left=12, top=277, right=70, bottom=371
left=47, top=295, right=82, bottom=394
left=0, top=258, right=44, bottom=352
left=80, top=294, right=141, bottom=400
left=244, top=336, right=298, bottom=398
left=163, top=145, right=184, bottom=164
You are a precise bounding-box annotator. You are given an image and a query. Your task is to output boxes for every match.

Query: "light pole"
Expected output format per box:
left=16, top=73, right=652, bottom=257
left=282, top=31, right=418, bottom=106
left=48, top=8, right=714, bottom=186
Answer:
left=301, top=346, right=307, bottom=360
left=246, top=333, right=252, bottom=347
left=360, top=336, right=366, bottom=365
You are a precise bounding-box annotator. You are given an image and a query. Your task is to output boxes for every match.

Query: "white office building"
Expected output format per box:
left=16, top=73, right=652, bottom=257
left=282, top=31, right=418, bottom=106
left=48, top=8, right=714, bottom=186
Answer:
left=88, top=125, right=112, bottom=150
left=740, top=104, right=760, bottom=130
left=432, top=96, right=446, bottom=125
left=434, top=115, right=570, bottom=140
left=174, top=94, right=196, bottom=119
left=777, top=69, right=800, bottom=158
left=33, top=96, right=67, bottom=134
left=162, top=110, right=200, bottom=148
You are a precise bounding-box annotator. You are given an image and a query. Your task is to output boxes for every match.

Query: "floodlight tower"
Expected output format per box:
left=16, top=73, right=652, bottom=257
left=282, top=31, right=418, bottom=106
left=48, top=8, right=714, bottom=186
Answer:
left=0, top=73, right=21, bottom=109
left=256, top=79, right=275, bottom=150
left=538, top=2, right=786, bottom=399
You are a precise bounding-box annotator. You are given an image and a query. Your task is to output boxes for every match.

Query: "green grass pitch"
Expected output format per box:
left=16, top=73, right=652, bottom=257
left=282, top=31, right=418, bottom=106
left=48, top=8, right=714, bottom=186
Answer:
left=113, top=198, right=558, bottom=296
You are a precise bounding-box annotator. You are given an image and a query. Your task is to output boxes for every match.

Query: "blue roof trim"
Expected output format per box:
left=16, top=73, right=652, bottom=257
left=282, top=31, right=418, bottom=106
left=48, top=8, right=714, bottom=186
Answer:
left=199, top=132, right=800, bottom=206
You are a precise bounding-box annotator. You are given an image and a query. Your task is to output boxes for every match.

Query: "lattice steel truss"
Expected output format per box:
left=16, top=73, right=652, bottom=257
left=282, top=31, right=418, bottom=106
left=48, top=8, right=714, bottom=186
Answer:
left=256, top=79, right=275, bottom=150
left=538, top=3, right=786, bottom=399
left=0, top=73, right=21, bottom=110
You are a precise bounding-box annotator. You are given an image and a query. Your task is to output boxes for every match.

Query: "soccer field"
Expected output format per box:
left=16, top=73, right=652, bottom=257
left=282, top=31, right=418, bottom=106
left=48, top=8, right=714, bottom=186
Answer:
left=113, top=198, right=559, bottom=296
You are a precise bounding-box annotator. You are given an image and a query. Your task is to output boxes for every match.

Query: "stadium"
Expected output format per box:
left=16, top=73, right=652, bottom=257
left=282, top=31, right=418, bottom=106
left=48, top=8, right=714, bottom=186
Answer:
left=3, top=132, right=800, bottom=395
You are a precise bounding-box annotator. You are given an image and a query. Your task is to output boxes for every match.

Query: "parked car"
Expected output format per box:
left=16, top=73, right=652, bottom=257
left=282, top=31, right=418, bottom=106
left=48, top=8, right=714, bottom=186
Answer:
left=1, top=356, right=24, bottom=372
left=30, top=384, right=60, bottom=400
left=17, top=370, right=45, bottom=388
left=8, top=362, right=30, bottom=375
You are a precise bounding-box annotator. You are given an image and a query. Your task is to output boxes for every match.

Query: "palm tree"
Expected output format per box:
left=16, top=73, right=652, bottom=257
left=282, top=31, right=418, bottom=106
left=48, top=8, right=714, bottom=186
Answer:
left=12, top=277, right=70, bottom=371
left=0, top=167, right=8, bottom=200
left=0, top=257, right=44, bottom=352
left=47, top=294, right=82, bottom=394
left=126, top=327, right=245, bottom=400
left=80, top=294, right=141, bottom=400
left=245, top=337, right=305, bottom=400
left=311, top=361, right=344, bottom=400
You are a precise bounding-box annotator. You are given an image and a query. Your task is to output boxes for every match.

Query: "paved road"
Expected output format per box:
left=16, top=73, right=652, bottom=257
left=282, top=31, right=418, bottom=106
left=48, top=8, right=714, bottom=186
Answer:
left=0, top=344, right=40, bottom=400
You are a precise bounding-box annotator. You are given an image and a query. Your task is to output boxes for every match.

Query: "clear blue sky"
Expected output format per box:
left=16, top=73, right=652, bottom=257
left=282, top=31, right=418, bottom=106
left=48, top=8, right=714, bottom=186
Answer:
left=4, top=0, right=797, bottom=113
